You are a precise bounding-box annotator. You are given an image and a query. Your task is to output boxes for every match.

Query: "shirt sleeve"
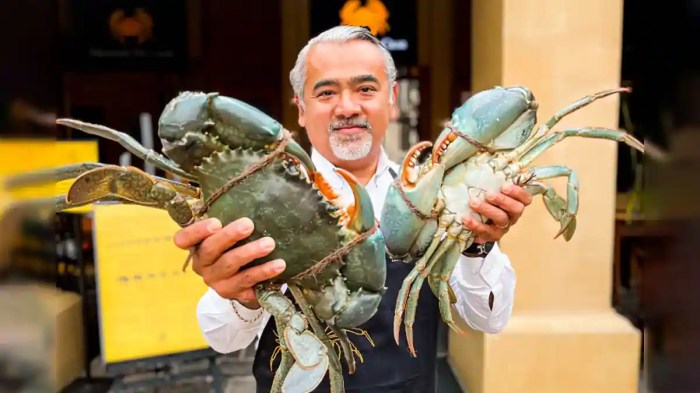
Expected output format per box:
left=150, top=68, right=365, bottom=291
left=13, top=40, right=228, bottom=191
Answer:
left=449, top=242, right=516, bottom=333
left=195, top=287, right=271, bottom=354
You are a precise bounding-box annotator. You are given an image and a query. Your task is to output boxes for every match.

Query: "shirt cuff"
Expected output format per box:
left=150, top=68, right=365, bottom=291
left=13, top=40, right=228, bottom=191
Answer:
left=197, top=288, right=263, bottom=333
left=458, top=241, right=508, bottom=289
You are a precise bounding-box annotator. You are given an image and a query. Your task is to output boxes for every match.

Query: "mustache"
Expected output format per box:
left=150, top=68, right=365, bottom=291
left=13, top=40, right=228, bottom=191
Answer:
left=329, top=117, right=371, bottom=132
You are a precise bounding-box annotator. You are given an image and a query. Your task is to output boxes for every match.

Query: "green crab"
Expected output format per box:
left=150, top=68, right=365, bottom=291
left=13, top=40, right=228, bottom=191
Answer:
left=5, top=91, right=387, bottom=393
left=379, top=85, right=646, bottom=356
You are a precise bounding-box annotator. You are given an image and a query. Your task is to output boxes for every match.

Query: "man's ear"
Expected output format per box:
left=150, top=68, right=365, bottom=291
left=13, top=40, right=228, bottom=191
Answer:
left=294, top=95, right=306, bottom=128
left=390, top=82, right=399, bottom=120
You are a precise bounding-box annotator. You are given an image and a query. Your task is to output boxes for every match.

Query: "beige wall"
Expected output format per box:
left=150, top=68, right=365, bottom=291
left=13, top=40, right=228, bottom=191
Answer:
left=449, top=1, right=642, bottom=392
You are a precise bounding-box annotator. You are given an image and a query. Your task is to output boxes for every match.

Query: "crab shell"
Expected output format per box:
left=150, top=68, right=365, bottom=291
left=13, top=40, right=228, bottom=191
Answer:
left=158, top=91, right=387, bottom=328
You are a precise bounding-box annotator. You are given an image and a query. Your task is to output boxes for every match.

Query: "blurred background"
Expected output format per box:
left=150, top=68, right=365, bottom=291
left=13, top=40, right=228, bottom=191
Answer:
left=0, top=0, right=698, bottom=392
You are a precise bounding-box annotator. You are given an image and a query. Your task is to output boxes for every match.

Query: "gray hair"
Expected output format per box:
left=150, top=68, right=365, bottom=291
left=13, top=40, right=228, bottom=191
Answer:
left=289, top=25, right=397, bottom=107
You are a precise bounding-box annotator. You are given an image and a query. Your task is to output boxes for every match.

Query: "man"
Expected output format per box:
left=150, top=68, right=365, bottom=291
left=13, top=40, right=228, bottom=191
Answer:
left=173, top=25, right=532, bottom=392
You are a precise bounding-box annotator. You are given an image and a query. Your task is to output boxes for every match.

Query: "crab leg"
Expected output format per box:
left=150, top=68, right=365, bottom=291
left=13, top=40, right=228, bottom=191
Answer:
left=435, top=231, right=471, bottom=334
left=517, top=165, right=580, bottom=241
left=540, top=87, right=632, bottom=136
left=520, top=180, right=572, bottom=227
left=510, top=127, right=644, bottom=172
left=3, top=162, right=200, bottom=198
left=3, top=163, right=106, bottom=188
left=65, top=165, right=197, bottom=226
left=287, top=285, right=344, bottom=393
left=402, top=220, right=466, bottom=356
left=67, top=165, right=209, bottom=272
left=56, top=118, right=196, bottom=181
left=256, top=285, right=330, bottom=393
left=328, top=324, right=357, bottom=375
left=393, top=214, right=451, bottom=344
left=270, top=316, right=295, bottom=392
left=5, top=164, right=199, bottom=226
left=492, top=88, right=632, bottom=170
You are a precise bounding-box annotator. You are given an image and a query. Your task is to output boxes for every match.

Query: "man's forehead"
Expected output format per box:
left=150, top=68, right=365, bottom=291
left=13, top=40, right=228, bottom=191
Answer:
left=308, top=41, right=384, bottom=66
left=306, top=41, right=386, bottom=84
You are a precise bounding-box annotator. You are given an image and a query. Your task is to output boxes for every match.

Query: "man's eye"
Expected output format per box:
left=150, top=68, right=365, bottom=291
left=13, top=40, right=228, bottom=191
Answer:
left=317, top=91, right=335, bottom=97
left=359, top=86, right=376, bottom=93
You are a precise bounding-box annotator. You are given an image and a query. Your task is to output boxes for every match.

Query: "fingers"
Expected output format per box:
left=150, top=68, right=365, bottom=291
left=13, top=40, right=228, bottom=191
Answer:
left=212, top=259, right=286, bottom=299
left=502, top=184, right=533, bottom=206
left=173, top=217, right=222, bottom=249
left=463, top=216, right=503, bottom=243
left=232, top=259, right=286, bottom=290
left=196, top=217, right=255, bottom=269
left=207, top=236, right=276, bottom=281
left=469, top=198, right=509, bottom=227
left=484, top=190, right=525, bottom=224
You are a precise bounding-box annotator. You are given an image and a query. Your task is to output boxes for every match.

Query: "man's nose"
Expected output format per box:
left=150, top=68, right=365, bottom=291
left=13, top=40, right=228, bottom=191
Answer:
left=334, top=91, right=361, bottom=117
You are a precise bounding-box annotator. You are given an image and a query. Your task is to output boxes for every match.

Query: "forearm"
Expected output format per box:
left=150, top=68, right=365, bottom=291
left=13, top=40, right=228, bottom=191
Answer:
left=196, top=287, right=269, bottom=353
left=449, top=242, right=516, bottom=333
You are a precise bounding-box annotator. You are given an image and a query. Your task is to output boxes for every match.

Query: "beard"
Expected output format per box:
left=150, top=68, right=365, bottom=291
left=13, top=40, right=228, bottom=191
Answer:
left=328, top=117, right=373, bottom=161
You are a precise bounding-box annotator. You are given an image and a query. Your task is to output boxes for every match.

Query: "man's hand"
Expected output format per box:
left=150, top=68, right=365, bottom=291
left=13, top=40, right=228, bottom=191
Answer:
left=462, top=184, right=533, bottom=243
left=173, top=217, right=286, bottom=310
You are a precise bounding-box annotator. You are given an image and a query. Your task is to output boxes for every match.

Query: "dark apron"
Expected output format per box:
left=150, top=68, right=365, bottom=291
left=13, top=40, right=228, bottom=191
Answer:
left=252, top=169, right=440, bottom=392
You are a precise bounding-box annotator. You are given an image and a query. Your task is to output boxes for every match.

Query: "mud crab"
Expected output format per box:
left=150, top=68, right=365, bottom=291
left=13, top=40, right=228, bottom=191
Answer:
left=5, top=92, right=387, bottom=393
left=379, top=86, right=646, bottom=356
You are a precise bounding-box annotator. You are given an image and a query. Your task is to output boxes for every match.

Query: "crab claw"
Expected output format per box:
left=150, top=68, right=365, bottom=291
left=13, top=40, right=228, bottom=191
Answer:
left=379, top=142, right=444, bottom=258
left=283, top=139, right=317, bottom=182
left=335, top=168, right=375, bottom=233
left=433, top=86, right=537, bottom=170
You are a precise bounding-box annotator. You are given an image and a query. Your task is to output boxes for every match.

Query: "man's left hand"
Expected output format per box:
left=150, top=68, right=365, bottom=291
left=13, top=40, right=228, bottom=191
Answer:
left=462, top=184, right=533, bottom=243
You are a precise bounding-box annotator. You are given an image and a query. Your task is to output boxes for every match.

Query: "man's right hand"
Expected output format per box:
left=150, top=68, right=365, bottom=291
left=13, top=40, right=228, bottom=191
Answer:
left=173, top=217, right=286, bottom=310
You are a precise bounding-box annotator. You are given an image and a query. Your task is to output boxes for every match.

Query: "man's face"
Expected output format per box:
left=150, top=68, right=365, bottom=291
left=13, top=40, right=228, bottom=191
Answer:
left=296, top=40, right=396, bottom=164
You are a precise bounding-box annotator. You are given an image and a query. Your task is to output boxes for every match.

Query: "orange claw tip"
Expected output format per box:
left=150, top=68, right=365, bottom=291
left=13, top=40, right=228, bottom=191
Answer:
left=334, top=168, right=374, bottom=233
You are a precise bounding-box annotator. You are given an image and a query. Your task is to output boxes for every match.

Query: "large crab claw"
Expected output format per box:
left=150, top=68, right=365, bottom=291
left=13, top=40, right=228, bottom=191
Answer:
left=432, top=86, right=538, bottom=170
left=156, top=91, right=317, bottom=179
left=335, top=168, right=375, bottom=233
left=379, top=142, right=444, bottom=260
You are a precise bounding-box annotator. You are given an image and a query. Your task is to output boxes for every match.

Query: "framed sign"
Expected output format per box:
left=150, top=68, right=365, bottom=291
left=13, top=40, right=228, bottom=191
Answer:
left=309, top=0, right=418, bottom=67
left=59, top=0, right=191, bottom=71
left=91, top=204, right=210, bottom=364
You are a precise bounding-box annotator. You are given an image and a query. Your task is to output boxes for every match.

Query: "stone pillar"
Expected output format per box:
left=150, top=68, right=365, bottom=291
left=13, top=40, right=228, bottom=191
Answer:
left=447, top=1, right=642, bottom=392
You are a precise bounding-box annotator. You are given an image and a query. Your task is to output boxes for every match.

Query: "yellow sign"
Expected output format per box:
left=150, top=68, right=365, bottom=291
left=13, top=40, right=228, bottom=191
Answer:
left=92, top=204, right=209, bottom=363
left=0, top=140, right=99, bottom=214
left=340, top=0, right=391, bottom=36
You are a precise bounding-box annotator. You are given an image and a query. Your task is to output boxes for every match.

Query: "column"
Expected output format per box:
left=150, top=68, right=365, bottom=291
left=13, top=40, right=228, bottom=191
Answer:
left=447, top=1, right=642, bottom=392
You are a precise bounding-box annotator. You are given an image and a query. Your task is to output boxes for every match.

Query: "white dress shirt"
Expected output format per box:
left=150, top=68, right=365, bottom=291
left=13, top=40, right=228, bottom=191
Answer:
left=195, top=147, right=517, bottom=354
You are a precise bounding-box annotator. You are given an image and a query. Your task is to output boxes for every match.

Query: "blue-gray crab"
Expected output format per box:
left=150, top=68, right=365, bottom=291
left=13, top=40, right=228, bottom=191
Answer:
left=4, top=92, right=387, bottom=393
left=379, top=86, right=646, bottom=356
